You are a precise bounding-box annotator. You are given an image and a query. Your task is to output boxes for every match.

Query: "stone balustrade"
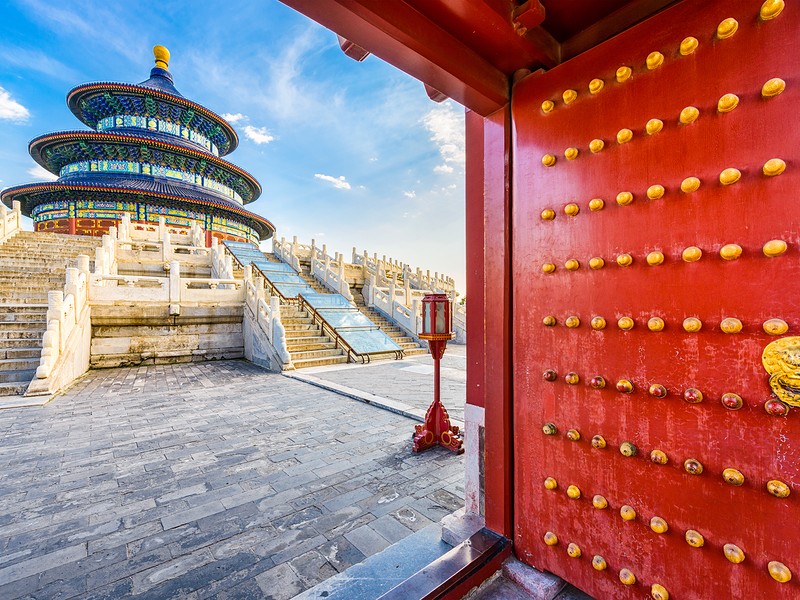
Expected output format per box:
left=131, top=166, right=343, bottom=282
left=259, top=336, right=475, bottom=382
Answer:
left=211, top=238, right=235, bottom=279
left=89, top=261, right=243, bottom=310
left=272, top=236, right=303, bottom=273
left=29, top=232, right=251, bottom=397
left=310, top=255, right=355, bottom=302
left=35, top=258, right=90, bottom=380
left=0, top=200, right=22, bottom=245
left=242, top=265, right=292, bottom=371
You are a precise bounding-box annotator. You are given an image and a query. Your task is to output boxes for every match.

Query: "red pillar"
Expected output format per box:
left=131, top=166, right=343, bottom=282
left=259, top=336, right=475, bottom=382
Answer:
left=68, top=217, right=76, bottom=235
left=205, top=229, right=213, bottom=248
left=480, top=107, right=513, bottom=538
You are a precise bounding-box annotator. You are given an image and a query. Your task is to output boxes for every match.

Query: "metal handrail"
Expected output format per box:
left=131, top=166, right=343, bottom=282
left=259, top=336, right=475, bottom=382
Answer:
left=226, top=250, right=295, bottom=305
left=298, top=294, right=363, bottom=363
left=299, top=294, right=404, bottom=363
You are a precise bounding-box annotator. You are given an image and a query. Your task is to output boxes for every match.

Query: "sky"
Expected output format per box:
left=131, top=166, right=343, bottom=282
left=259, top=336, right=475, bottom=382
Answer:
left=0, top=0, right=467, bottom=292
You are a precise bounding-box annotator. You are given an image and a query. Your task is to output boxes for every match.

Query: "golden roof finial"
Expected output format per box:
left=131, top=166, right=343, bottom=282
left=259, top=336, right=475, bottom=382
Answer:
left=153, top=45, right=170, bottom=70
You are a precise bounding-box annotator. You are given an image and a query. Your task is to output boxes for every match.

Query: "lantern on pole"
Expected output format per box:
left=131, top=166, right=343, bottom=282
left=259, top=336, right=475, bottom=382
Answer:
left=413, top=293, right=463, bottom=454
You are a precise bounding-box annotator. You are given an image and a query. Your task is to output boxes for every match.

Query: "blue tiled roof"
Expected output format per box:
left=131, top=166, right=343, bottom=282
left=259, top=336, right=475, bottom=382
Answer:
left=138, top=67, right=183, bottom=97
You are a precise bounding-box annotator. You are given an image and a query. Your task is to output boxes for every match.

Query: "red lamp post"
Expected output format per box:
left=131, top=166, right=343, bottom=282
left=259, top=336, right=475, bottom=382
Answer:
left=413, top=293, right=464, bottom=454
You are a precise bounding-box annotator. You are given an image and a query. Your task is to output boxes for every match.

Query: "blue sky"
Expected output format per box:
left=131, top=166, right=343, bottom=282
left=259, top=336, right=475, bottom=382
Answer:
left=0, top=0, right=466, bottom=291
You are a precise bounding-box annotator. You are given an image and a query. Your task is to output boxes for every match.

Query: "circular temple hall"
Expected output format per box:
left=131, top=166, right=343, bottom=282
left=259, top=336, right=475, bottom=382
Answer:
left=1, top=46, right=274, bottom=244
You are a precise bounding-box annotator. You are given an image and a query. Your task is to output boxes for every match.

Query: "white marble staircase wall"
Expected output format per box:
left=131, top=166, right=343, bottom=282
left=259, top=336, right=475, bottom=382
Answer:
left=242, top=266, right=293, bottom=372
left=0, top=201, right=23, bottom=246
left=28, top=230, right=249, bottom=394
left=26, top=256, right=93, bottom=398
left=89, top=255, right=245, bottom=368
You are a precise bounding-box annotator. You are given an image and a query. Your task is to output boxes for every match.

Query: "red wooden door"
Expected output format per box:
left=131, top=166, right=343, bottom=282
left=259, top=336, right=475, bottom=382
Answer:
left=512, top=0, right=798, bottom=597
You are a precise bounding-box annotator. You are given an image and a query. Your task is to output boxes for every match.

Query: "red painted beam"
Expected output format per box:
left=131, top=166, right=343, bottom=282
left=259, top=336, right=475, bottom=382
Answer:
left=279, top=0, right=509, bottom=116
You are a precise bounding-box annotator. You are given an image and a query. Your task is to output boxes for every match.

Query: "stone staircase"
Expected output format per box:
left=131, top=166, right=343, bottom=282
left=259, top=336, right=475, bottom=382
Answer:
left=281, top=305, right=349, bottom=369
left=296, top=259, right=427, bottom=358
left=353, top=289, right=427, bottom=356
left=0, top=231, right=101, bottom=396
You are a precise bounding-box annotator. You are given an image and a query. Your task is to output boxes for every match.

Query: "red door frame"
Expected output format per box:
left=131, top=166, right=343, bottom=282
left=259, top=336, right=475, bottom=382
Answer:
left=466, top=107, right=514, bottom=537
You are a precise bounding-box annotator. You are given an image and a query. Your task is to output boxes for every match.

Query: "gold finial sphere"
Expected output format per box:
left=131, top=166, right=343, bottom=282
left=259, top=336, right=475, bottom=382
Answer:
left=153, top=45, right=171, bottom=70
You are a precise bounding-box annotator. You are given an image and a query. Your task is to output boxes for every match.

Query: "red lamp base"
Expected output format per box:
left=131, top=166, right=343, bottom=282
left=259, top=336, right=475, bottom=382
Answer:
left=412, top=398, right=464, bottom=454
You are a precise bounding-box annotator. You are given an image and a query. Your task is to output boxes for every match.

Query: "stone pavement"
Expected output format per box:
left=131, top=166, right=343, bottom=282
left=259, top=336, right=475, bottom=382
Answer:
left=0, top=359, right=465, bottom=599
left=286, top=344, right=466, bottom=424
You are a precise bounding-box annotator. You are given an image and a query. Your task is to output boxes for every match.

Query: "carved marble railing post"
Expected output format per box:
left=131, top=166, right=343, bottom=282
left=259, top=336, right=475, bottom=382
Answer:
left=0, top=200, right=22, bottom=245
left=76, top=255, right=90, bottom=278
left=46, top=291, right=65, bottom=353
left=162, top=230, right=172, bottom=266
left=169, top=260, right=181, bottom=316
left=119, top=213, right=131, bottom=242
left=412, top=298, right=421, bottom=333
left=389, top=279, right=396, bottom=314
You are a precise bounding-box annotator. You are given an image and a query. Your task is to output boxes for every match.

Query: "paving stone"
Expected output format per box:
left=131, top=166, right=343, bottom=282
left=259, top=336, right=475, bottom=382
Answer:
left=161, top=501, right=226, bottom=530
left=256, top=562, right=305, bottom=600
left=317, top=535, right=367, bottom=573
left=390, top=505, right=435, bottom=532
left=368, top=514, right=414, bottom=544
left=0, top=360, right=464, bottom=599
left=289, top=549, right=338, bottom=588
left=343, top=523, right=391, bottom=557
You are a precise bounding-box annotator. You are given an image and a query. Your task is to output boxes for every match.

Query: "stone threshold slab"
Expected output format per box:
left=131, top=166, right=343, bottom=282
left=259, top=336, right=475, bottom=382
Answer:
left=0, top=395, right=52, bottom=410
left=294, top=524, right=452, bottom=600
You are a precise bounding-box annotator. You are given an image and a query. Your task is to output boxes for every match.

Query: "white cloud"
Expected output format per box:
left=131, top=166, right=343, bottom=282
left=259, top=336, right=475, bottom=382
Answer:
left=0, top=87, right=30, bottom=122
left=27, top=164, right=58, bottom=181
left=422, top=101, right=465, bottom=175
left=314, top=174, right=351, bottom=190
left=243, top=125, right=275, bottom=145
left=222, top=113, right=247, bottom=124
left=403, top=191, right=416, bottom=199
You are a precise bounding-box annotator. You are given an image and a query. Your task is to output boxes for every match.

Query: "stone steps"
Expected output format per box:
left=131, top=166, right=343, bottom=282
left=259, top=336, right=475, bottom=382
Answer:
left=0, top=330, right=45, bottom=340
left=289, top=347, right=344, bottom=361
left=0, top=320, right=47, bottom=331
left=0, top=381, right=29, bottom=396
left=0, top=367, right=37, bottom=384
left=0, top=296, right=51, bottom=304
left=352, top=291, right=427, bottom=356
left=284, top=335, right=331, bottom=346
left=0, top=304, right=48, bottom=313
left=282, top=328, right=327, bottom=338
left=0, top=347, right=42, bottom=360
left=1, top=338, right=45, bottom=349
left=291, top=354, right=349, bottom=369
left=283, top=323, right=324, bottom=333
left=285, top=341, right=337, bottom=352
left=0, top=307, right=47, bottom=323
left=0, top=232, right=102, bottom=396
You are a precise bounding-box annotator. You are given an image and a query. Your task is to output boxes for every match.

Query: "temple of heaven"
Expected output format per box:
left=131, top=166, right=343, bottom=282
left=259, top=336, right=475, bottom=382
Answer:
left=1, top=46, right=274, bottom=244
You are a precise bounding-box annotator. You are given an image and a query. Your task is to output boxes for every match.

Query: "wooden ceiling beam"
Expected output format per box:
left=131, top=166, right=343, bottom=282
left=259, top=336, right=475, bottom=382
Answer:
left=561, top=0, right=680, bottom=61
left=279, top=0, right=510, bottom=116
